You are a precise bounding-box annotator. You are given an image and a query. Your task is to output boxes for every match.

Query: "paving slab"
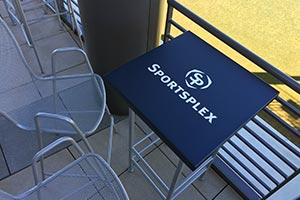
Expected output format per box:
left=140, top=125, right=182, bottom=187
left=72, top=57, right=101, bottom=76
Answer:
left=120, top=169, right=163, bottom=200
left=1, top=1, right=69, bottom=45
left=28, top=17, right=69, bottom=43
left=20, top=31, right=79, bottom=75
left=0, top=0, right=9, bottom=18
left=136, top=115, right=228, bottom=199
left=0, top=1, right=247, bottom=199
left=67, top=28, right=83, bottom=48
left=0, top=162, right=35, bottom=195
left=69, top=116, right=155, bottom=176
left=214, top=185, right=244, bottom=200
left=2, top=15, right=28, bottom=46
left=0, top=115, right=63, bottom=174
left=0, top=112, right=115, bottom=177
left=0, top=145, right=9, bottom=179
left=120, top=147, right=206, bottom=200
left=158, top=143, right=227, bottom=199
left=268, top=174, right=300, bottom=200
left=0, top=149, right=74, bottom=196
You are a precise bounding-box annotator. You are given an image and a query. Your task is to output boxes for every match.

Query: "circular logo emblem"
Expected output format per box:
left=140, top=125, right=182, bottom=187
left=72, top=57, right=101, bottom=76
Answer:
left=185, top=69, right=212, bottom=90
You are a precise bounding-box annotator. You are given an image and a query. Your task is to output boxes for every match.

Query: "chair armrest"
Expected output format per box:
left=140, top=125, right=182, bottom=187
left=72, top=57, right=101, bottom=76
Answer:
left=38, top=65, right=105, bottom=92
left=31, top=135, right=85, bottom=185
left=34, top=111, right=95, bottom=153
left=51, top=47, right=94, bottom=76
left=40, top=72, right=101, bottom=82
left=34, top=112, right=87, bottom=138
left=32, top=136, right=84, bottom=163
left=38, top=73, right=106, bottom=104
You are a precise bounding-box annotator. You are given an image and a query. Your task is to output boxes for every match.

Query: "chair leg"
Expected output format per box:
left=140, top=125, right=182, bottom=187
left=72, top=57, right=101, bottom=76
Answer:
left=105, top=105, right=115, bottom=165
left=80, top=134, right=95, bottom=153
left=3, top=0, right=17, bottom=25
left=166, top=160, right=184, bottom=200
left=105, top=105, right=118, bottom=134
left=129, top=109, right=135, bottom=173
left=14, top=0, right=45, bottom=74
left=36, top=126, right=46, bottom=181
left=107, top=113, right=114, bottom=165
left=66, top=0, right=75, bottom=31
left=41, top=0, right=48, bottom=14
left=53, top=0, right=64, bottom=30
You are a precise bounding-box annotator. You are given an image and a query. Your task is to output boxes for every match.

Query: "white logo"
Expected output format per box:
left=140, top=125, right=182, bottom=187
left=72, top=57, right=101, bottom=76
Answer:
left=185, top=69, right=212, bottom=90
left=147, top=64, right=218, bottom=124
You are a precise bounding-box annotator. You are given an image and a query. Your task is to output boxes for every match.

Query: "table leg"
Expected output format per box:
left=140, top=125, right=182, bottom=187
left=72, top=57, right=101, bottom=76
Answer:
left=129, top=108, right=135, bottom=172
left=166, top=160, right=183, bottom=200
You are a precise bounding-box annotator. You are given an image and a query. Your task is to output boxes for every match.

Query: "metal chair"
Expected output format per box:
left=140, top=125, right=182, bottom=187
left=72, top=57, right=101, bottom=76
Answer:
left=0, top=136, right=129, bottom=200
left=3, top=0, right=75, bottom=73
left=0, top=16, right=114, bottom=164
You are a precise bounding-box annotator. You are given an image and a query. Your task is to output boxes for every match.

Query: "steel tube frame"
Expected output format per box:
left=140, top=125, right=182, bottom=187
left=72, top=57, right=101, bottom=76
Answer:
left=161, top=1, right=300, bottom=199
left=166, top=0, right=299, bottom=93
left=129, top=110, right=217, bottom=199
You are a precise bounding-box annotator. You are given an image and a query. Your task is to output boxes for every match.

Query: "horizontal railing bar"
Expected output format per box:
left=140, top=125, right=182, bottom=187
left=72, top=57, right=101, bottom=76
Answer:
left=166, top=34, right=174, bottom=40
left=275, top=96, right=300, bottom=116
left=262, top=168, right=300, bottom=199
left=167, top=0, right=300, bottom=93
left=223, top=142, right=274, bottom=191
left=253, top=116, right=300, bottom=156
left=235, top=131, right=289, bottom=179
left=263, top=108, right=300, bottom=137
left=132, top=132, right=155, bottom=147
left=243, top=124, right=297, bottom=171
left=168, top=19, right=187, bottom=33
left=217, top=149, right=267, bottom=197
left=229, top=137, right=281, bottom=185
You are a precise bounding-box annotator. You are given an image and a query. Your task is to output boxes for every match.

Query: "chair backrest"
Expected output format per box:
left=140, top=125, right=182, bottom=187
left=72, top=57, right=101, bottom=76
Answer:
left=163, top=1, right=299, bottom=199
left=0, top=16, right=106, bottom=135
left=12, top=154, right=128, bottom=200
left=0, top=137, right=129, bottom=200
left=0, top=17, right=35, bottom=93
left=0, top=17, right=45, bottom=115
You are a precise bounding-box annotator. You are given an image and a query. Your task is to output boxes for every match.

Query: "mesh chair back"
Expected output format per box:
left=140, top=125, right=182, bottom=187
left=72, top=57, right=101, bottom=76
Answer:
left=0, top=17, right=34, bottom=93
left=0, top=17, right=41, bottom=115
left=0, top=136, right=128, bottom=200
left=0, top=17, right=106, bottom=134
left=9, top=154, right=128, bottom=200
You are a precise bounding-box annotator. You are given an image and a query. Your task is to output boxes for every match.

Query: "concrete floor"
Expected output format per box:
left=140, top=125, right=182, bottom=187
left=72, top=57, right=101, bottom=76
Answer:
left=0, top=1, right=299, bottom=199
left=0, top=1, right=244, bottom=199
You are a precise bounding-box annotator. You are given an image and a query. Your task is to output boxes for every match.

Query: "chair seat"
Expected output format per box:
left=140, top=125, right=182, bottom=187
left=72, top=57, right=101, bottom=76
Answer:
left=0, top=137, right=129, bottom=200
left=20, top=153, right=128, bottom=200
left=0, top=14, right=114, bottom=166
left=6, top=78, right=105, bottom=134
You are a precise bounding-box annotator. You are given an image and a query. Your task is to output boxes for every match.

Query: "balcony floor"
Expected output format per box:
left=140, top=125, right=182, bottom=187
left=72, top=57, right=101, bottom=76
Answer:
left=0, top=2, right=245, bottom=199
left=0, top=1, right=298, bottom=199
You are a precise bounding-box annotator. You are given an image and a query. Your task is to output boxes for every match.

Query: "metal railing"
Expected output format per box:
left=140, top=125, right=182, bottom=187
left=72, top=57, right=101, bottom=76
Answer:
left=164, top=0, right=299, bottom=93
left=163, top=0, right=299, bottom=131
left=56, top=0, right=299, bottom=198
left=163, top=0, right=300, bottom=199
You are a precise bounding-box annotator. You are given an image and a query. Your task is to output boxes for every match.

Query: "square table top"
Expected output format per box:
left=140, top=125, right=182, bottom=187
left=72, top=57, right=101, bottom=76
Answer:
left=105, top=31, right=279, bottom=170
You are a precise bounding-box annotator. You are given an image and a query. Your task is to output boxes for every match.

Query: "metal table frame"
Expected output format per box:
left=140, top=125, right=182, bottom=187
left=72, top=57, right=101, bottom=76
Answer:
left=128, top=109, right=217, bottom=200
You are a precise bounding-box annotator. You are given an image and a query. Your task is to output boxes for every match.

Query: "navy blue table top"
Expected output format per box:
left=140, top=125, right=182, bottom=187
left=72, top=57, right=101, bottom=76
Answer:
left=105, top=31, right=279, bottom=170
